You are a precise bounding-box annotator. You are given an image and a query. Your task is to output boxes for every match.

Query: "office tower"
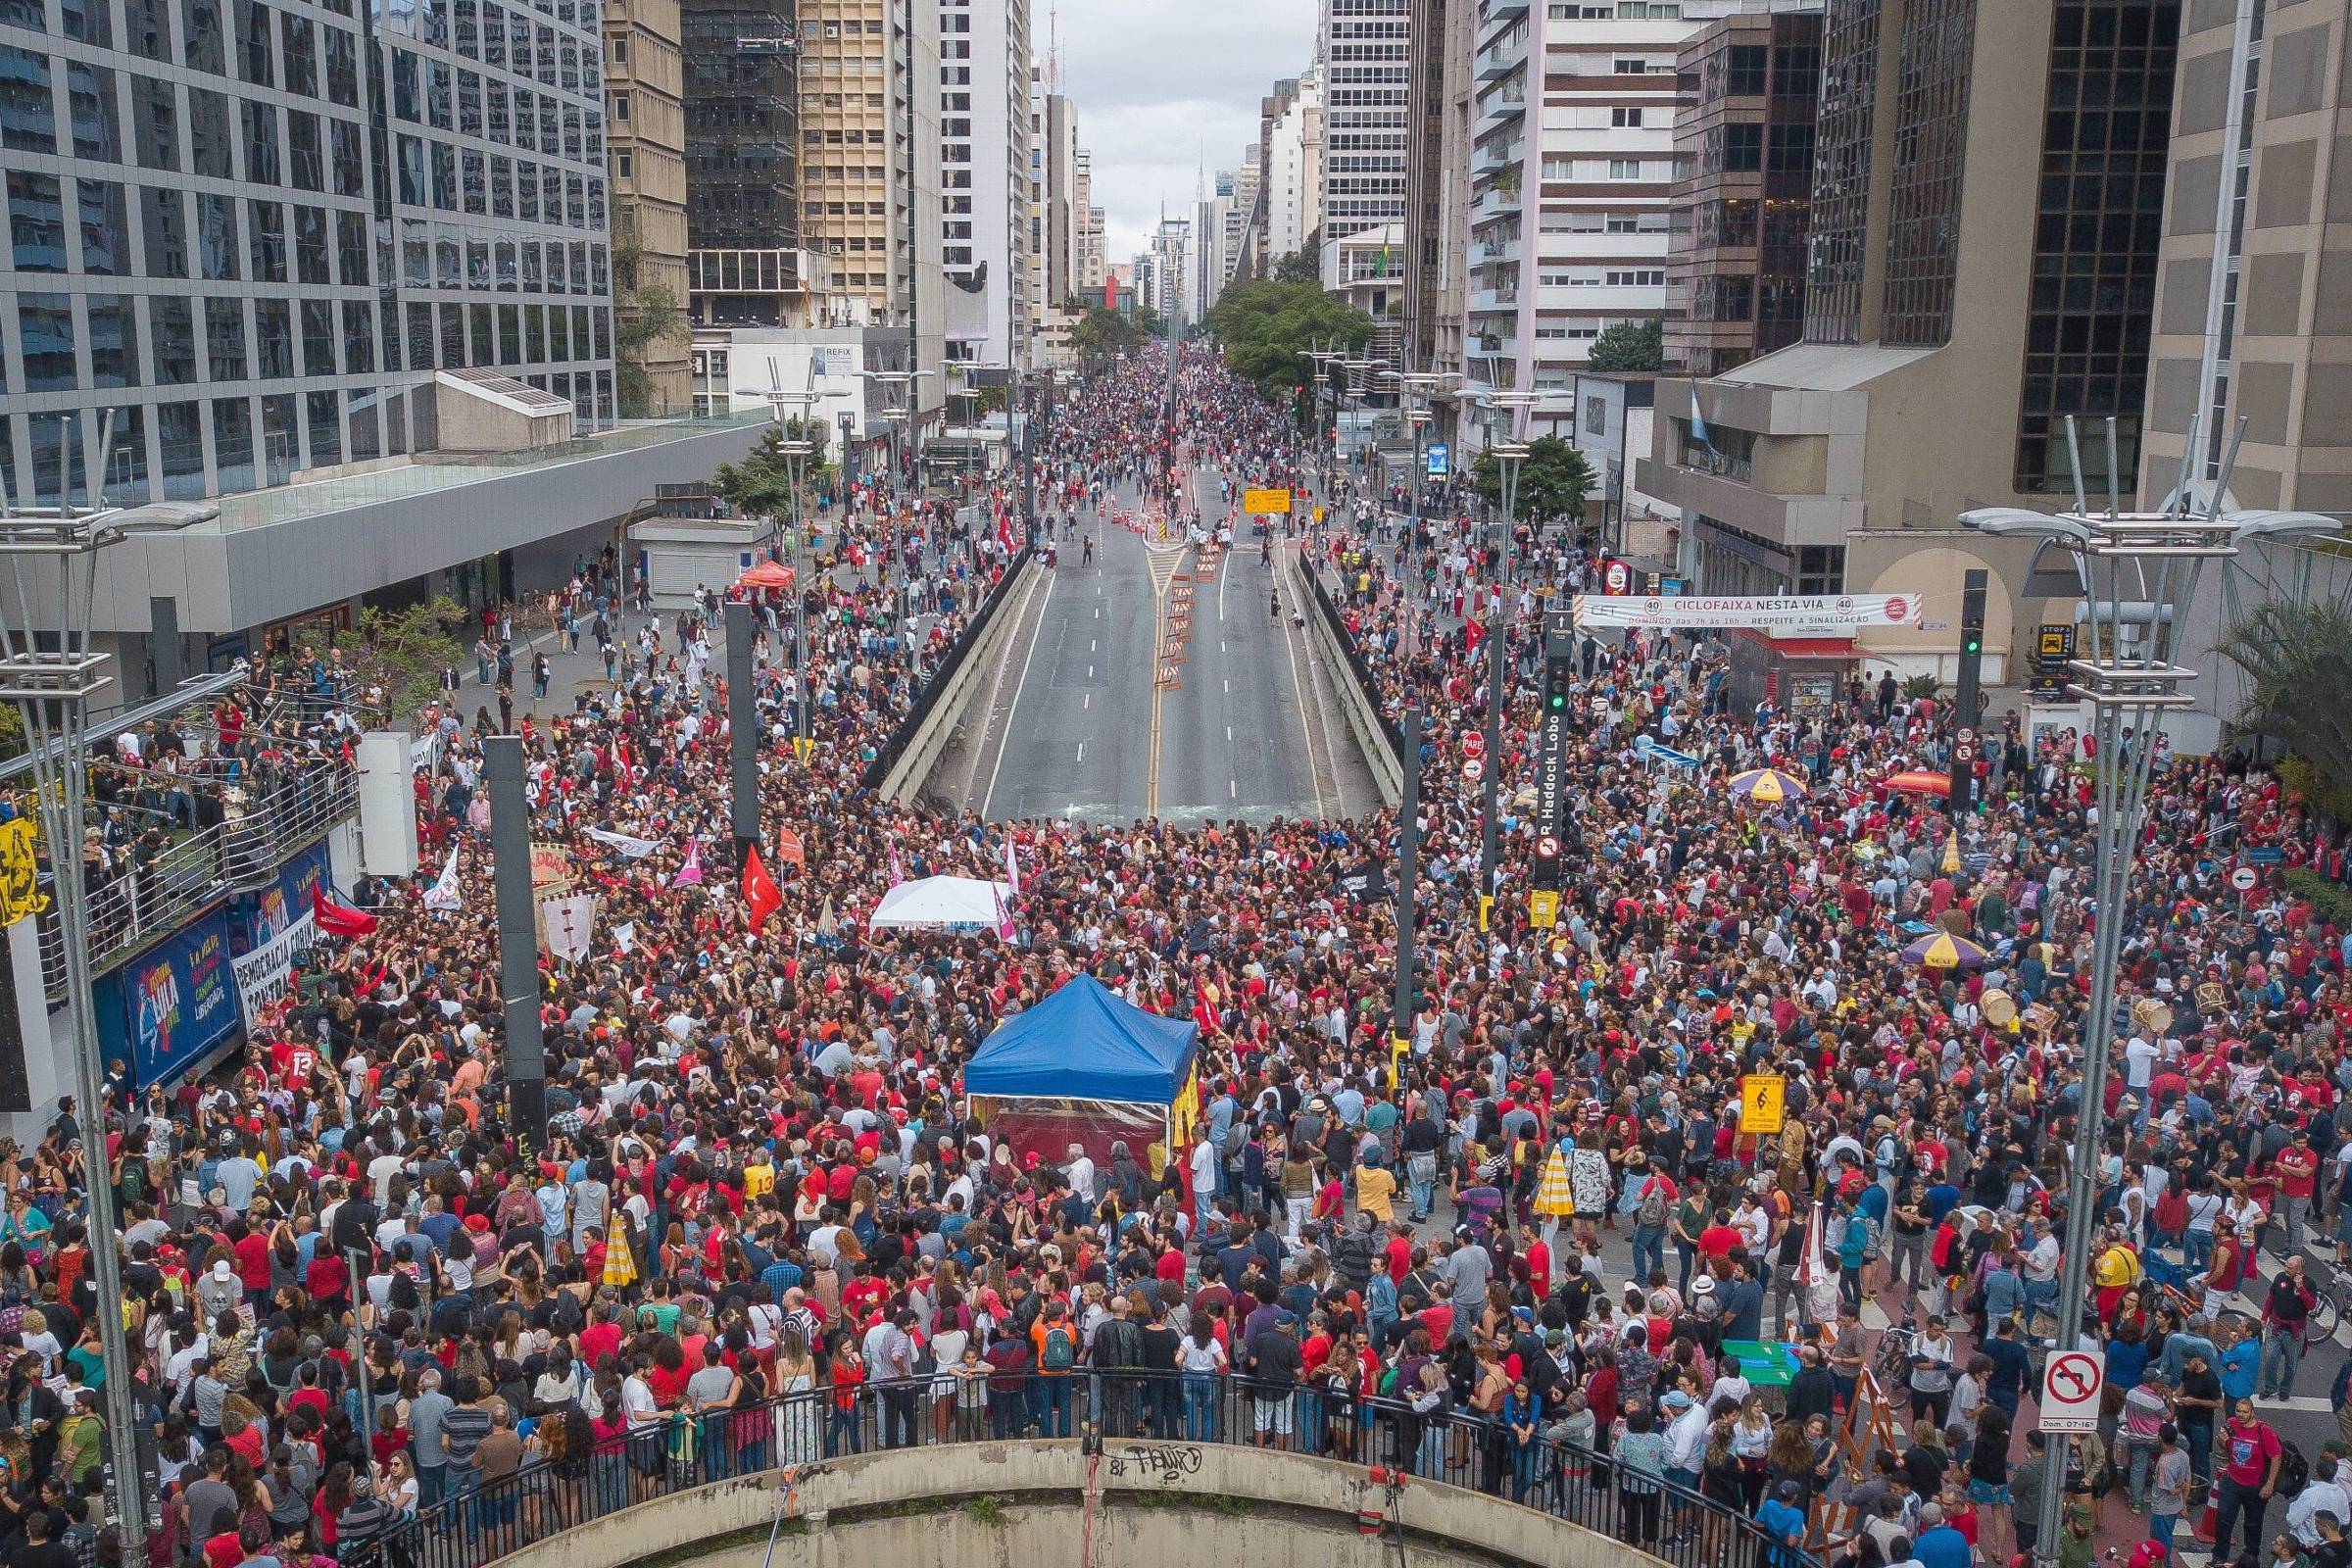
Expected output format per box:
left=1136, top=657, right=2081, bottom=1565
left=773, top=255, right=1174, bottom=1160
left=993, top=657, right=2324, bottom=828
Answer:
left=937, top=0, right=1030, bottom=369
left=1635, top=0, right=2180, bottom=693
left=795, top=2, right=894, bottom=320
left=1071, top=147, right=1095, bottom=292
left=2142, top=0, right=2350, bottom=512
left=1404, top=0, right=1469, bottom=413
left=0, top=0, right=622, bottom=515
left=1319, top=0, right=1410, bottom=264
left=1083, top=206, right=1106, bottom=291
left=1665, top=7, right=1824, bottom=378
left=681, top=0, right=802, bottom=325
left=605, top=0, right=690, bottom=411
left=1263, top=70, right=1323, bottom=266
left=1041, top=92, right=1078, bottom=310
left=1224, top=155, right=1257, bottom=288
left=1467, top=1, right=1753, bottom=403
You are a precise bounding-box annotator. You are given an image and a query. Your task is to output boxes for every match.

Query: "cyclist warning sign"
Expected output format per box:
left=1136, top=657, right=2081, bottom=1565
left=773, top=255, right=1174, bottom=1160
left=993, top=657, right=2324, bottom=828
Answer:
left=1740, top=1074, right=1787, bottom=1135
left=1243, top=488, right=1294, bottom=514
left=2040, top=1350, right=2104, bottom=1433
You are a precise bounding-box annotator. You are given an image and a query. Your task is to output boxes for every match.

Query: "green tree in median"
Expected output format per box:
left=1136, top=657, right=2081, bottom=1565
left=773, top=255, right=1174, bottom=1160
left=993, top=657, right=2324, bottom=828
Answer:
left=1470, top=435, right=1595, bottom=533
left=1586, top=318, right=1665, bottom=374
left=2219, top=597, right=2352, bottom=818
left=1202, top=279, right=1375, bottom=396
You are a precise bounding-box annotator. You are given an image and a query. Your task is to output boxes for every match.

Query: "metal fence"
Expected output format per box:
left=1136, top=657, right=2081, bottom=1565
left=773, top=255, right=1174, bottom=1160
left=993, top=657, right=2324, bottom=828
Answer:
left=858, top=543, right=1035, bottom=791
left=339, top=1372, right=1813, bottom=1568
left=36, top=757, right=356, bottom=999
left=1304, top=564, right=1408, bottom=769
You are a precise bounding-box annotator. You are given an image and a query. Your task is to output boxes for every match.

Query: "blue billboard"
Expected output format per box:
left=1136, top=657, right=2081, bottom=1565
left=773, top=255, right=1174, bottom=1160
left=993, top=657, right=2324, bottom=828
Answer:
left=94, top=907, right=241, bottom=1088
left=231, top=839, right=333, bottom=951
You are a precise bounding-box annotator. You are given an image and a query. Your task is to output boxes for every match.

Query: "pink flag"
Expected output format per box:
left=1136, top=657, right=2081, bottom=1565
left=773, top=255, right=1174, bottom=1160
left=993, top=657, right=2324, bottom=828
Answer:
left=1003, top=834, right=1020, bottom=897
left=887, top=847, right=906, bottom=887
left=671, top=839, right=704, bottom=888
left=993, top=882, right=1016, bottom=943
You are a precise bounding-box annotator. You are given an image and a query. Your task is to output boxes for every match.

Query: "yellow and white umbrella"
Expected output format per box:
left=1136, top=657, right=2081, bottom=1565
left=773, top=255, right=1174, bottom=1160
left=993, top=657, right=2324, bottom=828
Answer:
left=1533, top=1147, right=1575, bottom=1217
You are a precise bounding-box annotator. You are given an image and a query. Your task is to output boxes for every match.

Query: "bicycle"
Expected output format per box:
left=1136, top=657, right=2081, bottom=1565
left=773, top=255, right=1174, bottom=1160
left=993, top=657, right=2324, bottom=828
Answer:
left=1872, top=1326, right=1917, bottom=1392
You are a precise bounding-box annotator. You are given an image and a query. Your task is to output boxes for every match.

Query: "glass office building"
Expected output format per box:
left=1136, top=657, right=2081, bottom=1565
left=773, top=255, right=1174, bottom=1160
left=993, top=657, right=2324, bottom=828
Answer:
left=0, top=0, right=616, bottom=508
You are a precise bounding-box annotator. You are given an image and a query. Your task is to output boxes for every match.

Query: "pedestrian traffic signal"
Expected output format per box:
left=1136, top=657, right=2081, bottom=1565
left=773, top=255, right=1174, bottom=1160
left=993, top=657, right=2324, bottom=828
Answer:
left=1544, top=657, right=1573, bottom=711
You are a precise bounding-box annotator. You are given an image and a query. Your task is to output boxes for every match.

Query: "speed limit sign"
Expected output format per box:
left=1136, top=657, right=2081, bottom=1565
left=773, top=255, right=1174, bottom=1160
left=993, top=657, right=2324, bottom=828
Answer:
left=2230, top=865, right=2259, bottom=892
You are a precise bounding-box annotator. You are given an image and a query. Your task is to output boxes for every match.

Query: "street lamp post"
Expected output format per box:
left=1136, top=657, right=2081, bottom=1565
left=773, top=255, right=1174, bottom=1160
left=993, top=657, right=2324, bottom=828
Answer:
left=731, top=384, right=820, bottom=743
left=1960, top=416, right=2342, bottom=1568
left=1478, top=389, right=1538, bottom=897
left=0, top=429, right=212, bottom=1537
left=1383, top=370, right=1462, bottom=663
left=1305, top=343, right=1344, bottom=513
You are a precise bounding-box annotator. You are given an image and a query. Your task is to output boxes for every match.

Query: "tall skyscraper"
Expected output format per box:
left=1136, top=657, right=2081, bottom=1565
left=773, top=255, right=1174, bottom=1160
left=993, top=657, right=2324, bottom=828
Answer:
left=1664, top=7, right=1823, bottom=378
left=1319, top=0, right=1410, bottom=264
left=606, top=0, right=690, bottom=411
left=1263, top=71, right=1322, bottom=269
left=1636, top=0, right=2180, bottom=692
left=795, top=2, right=896, bottom=321
left=937, top=0, right=1031, bottom=369
left=681, top=0, right=802, bottom=324
left=0, top=0, right=623, bottom=514
left=1403, top=0, right=1468, bottom=393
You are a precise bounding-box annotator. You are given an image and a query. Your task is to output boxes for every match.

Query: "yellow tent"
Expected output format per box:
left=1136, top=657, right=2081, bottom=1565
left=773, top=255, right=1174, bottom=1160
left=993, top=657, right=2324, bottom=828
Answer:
left=1533, top=1148, right=1575, bottom=1217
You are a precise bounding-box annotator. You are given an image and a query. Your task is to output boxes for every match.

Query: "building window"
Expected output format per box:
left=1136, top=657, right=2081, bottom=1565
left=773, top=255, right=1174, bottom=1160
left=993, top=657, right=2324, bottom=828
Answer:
left=611, top=91, right=627, bottom=122
left=1610, top=106, right=1642, bottom=128
left=1795, top=545, right=1844, bottom=597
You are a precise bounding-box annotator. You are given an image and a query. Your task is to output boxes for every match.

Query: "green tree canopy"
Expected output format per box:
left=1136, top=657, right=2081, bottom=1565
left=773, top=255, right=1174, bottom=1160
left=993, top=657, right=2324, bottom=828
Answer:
left=1470, top=435, right=1594, bottom=531
left=1274, top=229, right=1322, bottom=283
left=1202, top=279, right=1374, bottom=396
left=2219, top=597, right=2352, bottom=818
left=712, top=421, right=830, bottom=520
left=1586, top=317, right=1665, bottom=374
left=1072, top=306, right=1146, bottom=365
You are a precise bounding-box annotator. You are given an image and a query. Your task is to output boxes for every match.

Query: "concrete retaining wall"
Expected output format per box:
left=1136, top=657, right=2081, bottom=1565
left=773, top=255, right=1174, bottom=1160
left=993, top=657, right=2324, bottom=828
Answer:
left=879, top=553, right=1041, bottom=804
left=489, top=1441, right=1659, bottom=1568
left=1297, top=560, right=1404, bottom=807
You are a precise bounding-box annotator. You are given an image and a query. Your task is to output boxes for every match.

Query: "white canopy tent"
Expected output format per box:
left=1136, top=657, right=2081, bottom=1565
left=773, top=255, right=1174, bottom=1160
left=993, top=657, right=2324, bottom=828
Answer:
left=868, top=875, right=1013, bottom=930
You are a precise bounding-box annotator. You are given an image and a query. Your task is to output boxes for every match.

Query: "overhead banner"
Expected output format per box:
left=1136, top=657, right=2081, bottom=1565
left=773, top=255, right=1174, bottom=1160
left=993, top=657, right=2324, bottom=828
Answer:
left=1574, top=592, right=1923, bottom=632
left=231, top=908, right=318, bottom=1030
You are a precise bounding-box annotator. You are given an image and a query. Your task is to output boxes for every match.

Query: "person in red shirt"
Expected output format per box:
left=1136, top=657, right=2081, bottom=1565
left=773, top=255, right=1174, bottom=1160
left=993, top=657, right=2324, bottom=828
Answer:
left=2275, top=1125, right=2323, bottom=1256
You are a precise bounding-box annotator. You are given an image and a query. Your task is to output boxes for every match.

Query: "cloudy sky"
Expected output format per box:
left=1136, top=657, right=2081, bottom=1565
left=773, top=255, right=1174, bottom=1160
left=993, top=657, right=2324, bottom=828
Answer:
left=1054, top=0, right=1319, bottom=264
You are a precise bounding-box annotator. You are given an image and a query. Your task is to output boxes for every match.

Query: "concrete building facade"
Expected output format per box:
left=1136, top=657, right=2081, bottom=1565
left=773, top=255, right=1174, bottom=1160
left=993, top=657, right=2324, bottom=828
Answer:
left=605, top=0, right=690, bottom=412
left=681, top=0, right=802, bottom=325
left=1664, top=7, right=1823, bottom=379
left=1264, top=71, right=1324, bottom=266
left=1320, top=0, right=1411, bottom=263
left=937, top=0, right=1030, bottom=370
left=1635, top=0, right=2182, bottom=692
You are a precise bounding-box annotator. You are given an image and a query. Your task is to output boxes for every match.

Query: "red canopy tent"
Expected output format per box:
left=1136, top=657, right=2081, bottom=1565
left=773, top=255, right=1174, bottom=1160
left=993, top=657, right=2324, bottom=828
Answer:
left=735, top=561, right=797, bottom=593
left=1886, top=770, right=1952, bottom=797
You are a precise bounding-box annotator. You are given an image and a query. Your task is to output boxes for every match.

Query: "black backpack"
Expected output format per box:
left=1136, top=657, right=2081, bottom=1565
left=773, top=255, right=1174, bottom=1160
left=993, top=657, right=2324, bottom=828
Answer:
left=2278, top=1439, right=2312, bottom=1500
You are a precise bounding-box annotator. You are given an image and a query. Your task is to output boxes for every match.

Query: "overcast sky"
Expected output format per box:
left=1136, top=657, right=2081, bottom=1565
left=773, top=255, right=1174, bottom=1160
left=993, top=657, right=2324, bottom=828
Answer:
left=1052, top=0, right=1319, bottom=265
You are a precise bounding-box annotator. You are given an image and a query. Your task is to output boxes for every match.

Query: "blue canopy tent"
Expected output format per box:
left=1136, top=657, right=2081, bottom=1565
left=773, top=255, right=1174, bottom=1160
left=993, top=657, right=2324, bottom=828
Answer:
left=964, top=976, right=1201, bottom=1177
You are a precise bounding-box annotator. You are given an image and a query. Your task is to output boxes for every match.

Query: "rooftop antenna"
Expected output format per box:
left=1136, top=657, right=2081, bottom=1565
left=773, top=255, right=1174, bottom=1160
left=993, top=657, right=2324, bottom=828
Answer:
left=1047, top=0, right=1058, bottom=92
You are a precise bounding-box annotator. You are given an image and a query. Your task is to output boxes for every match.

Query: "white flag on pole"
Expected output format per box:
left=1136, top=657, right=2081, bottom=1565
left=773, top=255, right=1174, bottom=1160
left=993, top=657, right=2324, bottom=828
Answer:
left=422, top=845, right=462, bottom=911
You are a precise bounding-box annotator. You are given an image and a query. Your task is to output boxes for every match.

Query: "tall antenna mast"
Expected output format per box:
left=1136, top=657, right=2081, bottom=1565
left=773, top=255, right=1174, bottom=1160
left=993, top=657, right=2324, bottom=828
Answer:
left=1047, top=0, right=1059, bottom=91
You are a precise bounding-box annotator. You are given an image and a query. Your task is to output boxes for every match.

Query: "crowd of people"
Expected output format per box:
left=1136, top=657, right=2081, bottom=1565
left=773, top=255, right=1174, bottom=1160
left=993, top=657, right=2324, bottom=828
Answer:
left=0, top=347, right=2343, bottom=1568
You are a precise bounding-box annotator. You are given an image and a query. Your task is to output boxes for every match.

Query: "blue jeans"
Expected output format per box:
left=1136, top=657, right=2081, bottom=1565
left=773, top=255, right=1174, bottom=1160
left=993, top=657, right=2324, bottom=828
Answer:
left=417, top=1465, right=447, bottom=1507
left=1035, top=1374, right=1072, bottom=1437
left=826, top=1401, right=863, bottom=1455
left=1632, top=1222, right=1666, bottom=1284
left=1182, top=1373, right=1219, bottom=1441
left=2182, top=1229, right=2215, bottom=1270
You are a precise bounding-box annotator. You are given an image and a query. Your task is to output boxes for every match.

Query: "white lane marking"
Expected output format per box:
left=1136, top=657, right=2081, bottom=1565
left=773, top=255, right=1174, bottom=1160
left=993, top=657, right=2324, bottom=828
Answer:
left=979, top=564, right=1056, bottom=821
left=1083, top=693, right=1090, bottom=710
left=1223, top=678, right=1229, bottom=692
left=1226, top=726, right=1232, bottom=743
left=1076, top=742, right=1085, bottom=763
left=1089, top=664, right=1094, bottom=678
left=1221, top=640, right=1227, bottom=654
left=1230, top=778, right=1238, bottom=799
left=1091, top=639, right=1097, bottom=652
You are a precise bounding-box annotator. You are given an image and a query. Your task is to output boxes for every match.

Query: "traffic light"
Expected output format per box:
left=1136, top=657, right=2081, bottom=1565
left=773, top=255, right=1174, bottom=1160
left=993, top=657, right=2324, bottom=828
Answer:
left=1959, top=572, right=1986, bottom=659
left=1544, top=655, right=1574, bottom=712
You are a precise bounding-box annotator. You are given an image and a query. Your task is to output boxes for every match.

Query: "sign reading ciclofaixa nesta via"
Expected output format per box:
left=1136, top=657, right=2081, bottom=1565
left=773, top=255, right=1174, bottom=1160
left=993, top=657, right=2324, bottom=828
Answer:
left=1571, top=593, right=1926, bottom=632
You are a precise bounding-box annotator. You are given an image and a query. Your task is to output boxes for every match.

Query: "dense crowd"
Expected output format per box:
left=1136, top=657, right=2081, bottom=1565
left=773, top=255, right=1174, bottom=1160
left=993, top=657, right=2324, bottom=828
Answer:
left=0, top=348, right=2344, bottom=1568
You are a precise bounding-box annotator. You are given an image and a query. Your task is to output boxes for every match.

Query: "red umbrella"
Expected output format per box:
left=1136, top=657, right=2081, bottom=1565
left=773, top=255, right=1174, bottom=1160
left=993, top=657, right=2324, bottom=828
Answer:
left=1886, top=770, right=1952, bottom=797
left=735, top=561, right=797, bottom=592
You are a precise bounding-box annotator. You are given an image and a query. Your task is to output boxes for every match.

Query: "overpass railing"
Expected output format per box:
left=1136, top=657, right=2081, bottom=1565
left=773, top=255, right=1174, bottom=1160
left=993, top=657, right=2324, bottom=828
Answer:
left=858, top=543, right=1034, bottom=791
left=339, top=1371, right=1810, bottom=1568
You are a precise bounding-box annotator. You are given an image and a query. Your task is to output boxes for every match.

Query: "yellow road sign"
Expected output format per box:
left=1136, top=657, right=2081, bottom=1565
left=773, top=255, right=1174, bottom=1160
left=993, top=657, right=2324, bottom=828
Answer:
left=1740, top=1073, right=1788, bottom=1135
left=1478, top=894, right=1494, bottom=932
left=1244, top=488, right=1294, bottom=514
left=1527, top=890, right=1560, bottom=928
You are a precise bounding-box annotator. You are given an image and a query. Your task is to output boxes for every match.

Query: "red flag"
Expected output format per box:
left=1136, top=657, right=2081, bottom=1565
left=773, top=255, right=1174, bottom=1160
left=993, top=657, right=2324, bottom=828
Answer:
left=1465, top=618, right=1488, bottom=656
left=312, top=885, right=378, bottom=938
left=742, top=846, right=782, bottom=930
left=775, top=825, right=807, bottom=868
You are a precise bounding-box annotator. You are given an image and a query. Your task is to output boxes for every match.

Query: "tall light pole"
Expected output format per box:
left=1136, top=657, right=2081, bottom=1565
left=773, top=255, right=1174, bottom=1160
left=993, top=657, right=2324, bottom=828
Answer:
left=1477, top=390, right=1538, bottom=897
left=1305, top=343, right=1344, bottom=512
left=1382, top=370, right=1461, bottom=662
left=732, top=384, right=820, bottom=743
left=0, top=419, right=210, bottom=1537
left=1960, top=415, right=2341, bottom=1568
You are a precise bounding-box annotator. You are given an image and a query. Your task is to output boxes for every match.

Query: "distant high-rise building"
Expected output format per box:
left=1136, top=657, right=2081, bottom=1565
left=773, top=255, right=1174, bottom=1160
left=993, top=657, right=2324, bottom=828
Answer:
left=1083, top=206, right=1108, bottom=291
left=794, top=3, right=894, bottom=322
left=1319, top=0, right=1410, bottom=259
left=938, top=0, right=1032, bottom=369
left=607, top=0, right=691, bottom=413
left=1664, top=7, right=1824, bottom=379
left=1264, top=71, right=1323, bottom=269
left=1225, top=155, right=1259, bottom=289
left=1636, top=0, right=2181, bottom=697
left=682, top=0, right=803, bottom=325
left=1404, top=0, right=1469, bottom=393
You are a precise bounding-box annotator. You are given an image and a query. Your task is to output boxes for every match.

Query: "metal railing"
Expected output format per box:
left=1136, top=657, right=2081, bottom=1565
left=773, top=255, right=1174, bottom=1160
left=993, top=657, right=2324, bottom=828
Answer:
left=858, top=542, right=1035, bottom=791
left=1307, top=564, right=1409, bottom=772
left=337, top=1372, right=1812, bottom=1568
left=37, top=757, right=356, bottom=997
